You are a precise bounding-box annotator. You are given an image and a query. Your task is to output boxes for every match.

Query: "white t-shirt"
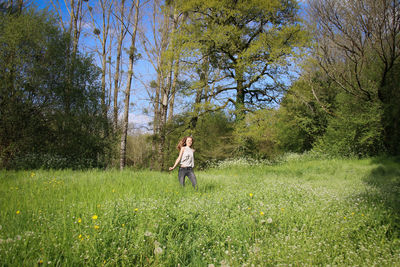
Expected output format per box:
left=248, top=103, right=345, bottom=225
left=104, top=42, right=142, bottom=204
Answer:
left=180, top=146, right=194, bottom=167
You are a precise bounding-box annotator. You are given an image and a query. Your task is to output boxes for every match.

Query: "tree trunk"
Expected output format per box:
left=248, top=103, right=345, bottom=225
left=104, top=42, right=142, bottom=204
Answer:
left=152, top=7, right=171, bottom=170
left=120, top=0, right=140, bottom=170
left=167, top=8, right=180, bottom=123
left=235, top=68, right=245, bottom=121
left=168, top=58, right=179, bottom=122
left=71, top=0, right=82, bottom=57
left=113, top=0, right=125, bottom=132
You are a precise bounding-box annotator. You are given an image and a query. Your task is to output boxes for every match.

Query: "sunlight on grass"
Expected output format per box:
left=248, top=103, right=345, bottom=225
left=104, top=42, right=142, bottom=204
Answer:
left=0, top=157, right=399, bottom=265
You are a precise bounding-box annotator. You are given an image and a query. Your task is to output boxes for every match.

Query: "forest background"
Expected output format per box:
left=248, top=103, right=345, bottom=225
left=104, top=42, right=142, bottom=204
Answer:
left=1, top=0, right=399, bottom=171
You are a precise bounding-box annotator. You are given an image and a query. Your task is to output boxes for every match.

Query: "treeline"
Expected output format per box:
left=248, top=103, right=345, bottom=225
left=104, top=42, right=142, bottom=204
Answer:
left=1, top=0, right=399, bottom=170
left=129, top=0, right=400, bottom=169
left=0, top=3, right=116, bottom=169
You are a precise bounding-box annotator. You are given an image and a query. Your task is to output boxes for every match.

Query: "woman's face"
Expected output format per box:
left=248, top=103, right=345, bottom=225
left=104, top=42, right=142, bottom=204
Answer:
left=186, top=137, right=193, bottom=147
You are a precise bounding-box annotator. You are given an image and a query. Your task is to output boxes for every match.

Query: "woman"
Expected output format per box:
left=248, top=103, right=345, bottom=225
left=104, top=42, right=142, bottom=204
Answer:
left=169, top=136, right=197, bottom=189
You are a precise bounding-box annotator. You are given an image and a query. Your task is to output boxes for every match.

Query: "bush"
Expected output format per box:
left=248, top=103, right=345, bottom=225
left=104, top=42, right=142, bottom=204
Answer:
left=313, top=93, right=384, bottom=157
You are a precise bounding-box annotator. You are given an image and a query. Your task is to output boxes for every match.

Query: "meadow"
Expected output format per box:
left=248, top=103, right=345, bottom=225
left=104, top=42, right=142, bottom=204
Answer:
left=0, top=156, right=399, bottom=266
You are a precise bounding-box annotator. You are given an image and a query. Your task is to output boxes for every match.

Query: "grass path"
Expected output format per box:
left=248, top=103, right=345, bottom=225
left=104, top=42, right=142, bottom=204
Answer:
left=0, top=157, right=399, bottom=266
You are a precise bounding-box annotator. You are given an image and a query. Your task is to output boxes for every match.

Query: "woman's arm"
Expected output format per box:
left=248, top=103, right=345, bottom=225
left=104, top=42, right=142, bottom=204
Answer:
left=169, top=147, right=185, bottom=171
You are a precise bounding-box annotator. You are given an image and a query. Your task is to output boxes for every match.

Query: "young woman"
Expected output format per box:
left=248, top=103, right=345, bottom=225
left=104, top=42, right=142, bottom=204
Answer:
left=169, top=136, right=197, bottom=189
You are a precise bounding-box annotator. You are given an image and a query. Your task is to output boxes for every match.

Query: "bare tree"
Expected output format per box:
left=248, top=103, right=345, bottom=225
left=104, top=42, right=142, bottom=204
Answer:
left=50, top=0, right=86, bottom=55
left=120, top=0, right=141, bottom=170
left=140, top=0, right=200, bottom=170
left=50, top=0, right=87, bottom=115
left=139, top=0, right=172, bottom=137
left=112, top=0, right=129, bottom=131
left=87, top=0, right=115, bottom=120
left=309, top=0, right=400, bottom=100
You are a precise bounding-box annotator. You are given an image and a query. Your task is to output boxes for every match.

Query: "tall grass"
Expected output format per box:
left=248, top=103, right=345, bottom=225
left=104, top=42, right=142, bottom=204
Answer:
left=0, top=157, right=399, bottom=266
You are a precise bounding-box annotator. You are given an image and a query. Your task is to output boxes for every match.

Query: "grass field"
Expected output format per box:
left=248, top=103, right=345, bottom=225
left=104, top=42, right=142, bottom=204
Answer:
left=1, top=156, right=400, bottom=266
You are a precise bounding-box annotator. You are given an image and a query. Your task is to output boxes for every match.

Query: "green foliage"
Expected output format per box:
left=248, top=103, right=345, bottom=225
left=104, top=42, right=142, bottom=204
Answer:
left=0, top=9, right=114, bottom=169
left=125, top=133, right=152, bottom=169
left=1, top=157, right=399, bottom=265
left=190, top=111, right=235, bottom=168
left=313, top=93, right=384, bottom=157
left=159, top=111, right=235, bottom=170
left=276, top=73, right=334, bottom=153
left=379, top=61, right=400, bottom=155
left=233, top=109, right=280, bottom=159
left=176, top=0, right=309, bottom=115
left=275, top=56, right=389, bottom=158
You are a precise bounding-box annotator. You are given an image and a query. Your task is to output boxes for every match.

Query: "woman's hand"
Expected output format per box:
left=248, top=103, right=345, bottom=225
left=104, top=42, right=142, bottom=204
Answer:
left=169, top=166, right=174, bottom=171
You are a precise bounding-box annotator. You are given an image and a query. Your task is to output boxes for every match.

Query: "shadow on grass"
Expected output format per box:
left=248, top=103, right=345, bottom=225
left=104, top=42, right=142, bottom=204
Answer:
left=361, top=156, right=400, bottom=237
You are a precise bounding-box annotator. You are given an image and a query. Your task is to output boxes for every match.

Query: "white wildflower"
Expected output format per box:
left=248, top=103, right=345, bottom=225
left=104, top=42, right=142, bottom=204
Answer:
left=154, top=246, right=163, bottom=255
left=220, top=260, right=230, bottom=267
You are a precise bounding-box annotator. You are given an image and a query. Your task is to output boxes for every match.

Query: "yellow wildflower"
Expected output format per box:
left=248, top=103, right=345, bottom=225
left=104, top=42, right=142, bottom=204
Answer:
left=16, top=210, right=20, bottom=215
left=94, top=225, right=100, bottom=229
left=134, top=208, right=138, bottom=212
left=78, top=234, right=82, bottom=239
left=249, top=193, right=253, bottom=197
left=92, top=215, right=98, bottom=220
left=78, top=218, right=82, bottom=223
left=260, top=211, right=264, bottom=216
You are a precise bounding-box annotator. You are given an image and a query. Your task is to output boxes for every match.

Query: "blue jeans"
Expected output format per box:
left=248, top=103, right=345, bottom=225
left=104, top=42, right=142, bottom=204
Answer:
left=178, top=167, right=197, bottom=189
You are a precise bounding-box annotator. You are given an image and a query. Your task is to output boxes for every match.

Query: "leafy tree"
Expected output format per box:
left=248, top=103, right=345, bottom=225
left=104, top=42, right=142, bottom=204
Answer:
left=276, top=70, right=334, bottom=153
left=0, top=7, right=113, bottom=169
left=308, top=0, right=400, bottom=155
left=313, top=92, right=384, bottom=157
left=177, top=0, right=308, bottom=119
left=233, top=109, right=280, bottom=159
left=158, top=111, right=234, bottom=170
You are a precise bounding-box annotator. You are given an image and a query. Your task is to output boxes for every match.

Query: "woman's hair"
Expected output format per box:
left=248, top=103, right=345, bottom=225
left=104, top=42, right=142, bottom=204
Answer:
left=177, top=136, right=194, bottom=151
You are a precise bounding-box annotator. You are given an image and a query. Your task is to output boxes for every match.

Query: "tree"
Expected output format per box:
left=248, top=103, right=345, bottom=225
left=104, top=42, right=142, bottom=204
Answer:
left=112, top=0, right=128, bottom=131
left=87, top=0, right=115, bottom=121
left=0, top=8, right=111, bottom=169
left=177, top=0, right=308, bottom=120
left=139, top=0, right=185, bottom=169
left=120, top=0, right=140, bottom=169
left=50, top=0, right=86, bottom=56
left=276, top=69, right=334, bottom=153
left=308, top=0, right=400, bottom=154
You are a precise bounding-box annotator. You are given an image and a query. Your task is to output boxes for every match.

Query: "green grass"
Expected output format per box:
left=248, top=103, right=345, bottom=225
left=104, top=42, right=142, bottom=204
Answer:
left=1, top=157, right=400, bottom=266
